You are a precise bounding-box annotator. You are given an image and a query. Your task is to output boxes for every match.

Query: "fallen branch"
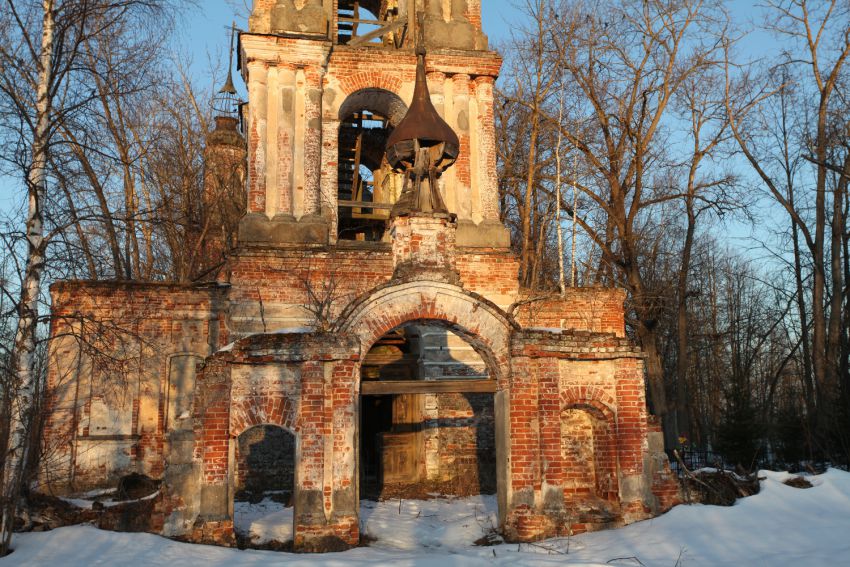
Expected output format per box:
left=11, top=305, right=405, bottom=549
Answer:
left=606, top=557, right=646, bottom=566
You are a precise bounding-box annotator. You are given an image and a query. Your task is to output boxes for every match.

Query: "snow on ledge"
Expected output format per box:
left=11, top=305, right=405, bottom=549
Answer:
left=525, top=327, right=564, bottom=333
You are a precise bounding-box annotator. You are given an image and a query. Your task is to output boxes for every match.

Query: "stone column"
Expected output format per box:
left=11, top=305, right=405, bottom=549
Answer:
left=239, top=34, right=330, bottom=245
left=451, top=74, right=472, bottom=219
left=615, top=358, right=653, bottom=523
left=273, top=65, right=296, bottom=219
left=537, top=356, right=565, bottom=514
left=246, top=60, right=268, bottom=215
left=503, top=353, right=554, bottom=542
left=427, top=71, right=451, bottom=213
left=292, top=68, right=307, bottom=217
left=320, top=117, right=340, bottom=240
left=302, top=64, right=324, bottom=218
left=188, top=357, right=236, bottom=546
left=293, top=359, right=359, bottom=552
left=474, top=76, right=500, bottom=222
left=454, top=75, right=511, bottom=247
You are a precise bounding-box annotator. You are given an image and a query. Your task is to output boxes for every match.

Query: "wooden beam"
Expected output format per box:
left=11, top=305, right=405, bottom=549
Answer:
left=347, top=19, right=407, bottom=47
left=339, top=200, right=393, bottom=210
left=361, top=379, right=497, bottom=395
left=337, top=17, right=386, bottom=26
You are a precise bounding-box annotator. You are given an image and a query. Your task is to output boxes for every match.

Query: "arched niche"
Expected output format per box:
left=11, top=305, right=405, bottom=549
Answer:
left=166, top=353, right=203, bottom=432
left=561, top=402, right=619, bottom=502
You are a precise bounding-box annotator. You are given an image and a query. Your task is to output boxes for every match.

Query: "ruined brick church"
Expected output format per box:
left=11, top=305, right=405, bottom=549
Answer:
left=40, top=0, right=678, bottom=552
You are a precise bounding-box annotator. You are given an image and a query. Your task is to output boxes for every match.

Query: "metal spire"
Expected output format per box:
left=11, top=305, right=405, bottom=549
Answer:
left=213, top=23, right=239, bottom=116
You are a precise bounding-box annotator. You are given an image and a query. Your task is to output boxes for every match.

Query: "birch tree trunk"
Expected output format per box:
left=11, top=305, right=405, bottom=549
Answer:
left=555, top=98, right=565, bottom=296
left=1, top=0, right=55, bottom=555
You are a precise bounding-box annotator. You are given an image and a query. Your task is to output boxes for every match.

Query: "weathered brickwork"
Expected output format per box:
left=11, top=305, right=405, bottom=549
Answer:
left=39, top=0, right=679, bottom=553
left=421, top=393, right=496, bottom=495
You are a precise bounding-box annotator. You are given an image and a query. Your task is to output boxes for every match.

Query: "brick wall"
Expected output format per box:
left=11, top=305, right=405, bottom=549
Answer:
left=503, top=330, right=652, bottom=541
left=41, top=282, right=225, bottom=493
left=422, top=393, right=496, bottom=495
left=515, top=288, right=627, bottom=337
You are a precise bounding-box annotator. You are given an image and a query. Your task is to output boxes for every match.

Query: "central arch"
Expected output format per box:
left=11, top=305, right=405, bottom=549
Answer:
left=337, top=280, right=515, bottom=537
left=335, top=88, right=408, bottom=241
left=338, top=280, right=515, bottom=387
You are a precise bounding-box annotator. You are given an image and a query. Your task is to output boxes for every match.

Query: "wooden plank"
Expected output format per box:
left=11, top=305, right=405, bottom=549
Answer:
left=348, top=19, right=407, bottom=47
left=338, top=17, right=387, bottom=26
left=351, top=131, right=363, bottom=212
left=361, top=379, right=496, bottom=395
left=339, top=200, right=394, bottom=210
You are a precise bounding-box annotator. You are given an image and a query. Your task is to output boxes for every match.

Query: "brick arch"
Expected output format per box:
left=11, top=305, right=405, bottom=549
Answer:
left=337, top=280, right=515, bottom=385
left=338, top=71, right=405, bottom=102
left=338, top=88, right=408, bottom=127
left=560, top=386, right=617, bottom=418
left=230, top=395, right=297, bottom=439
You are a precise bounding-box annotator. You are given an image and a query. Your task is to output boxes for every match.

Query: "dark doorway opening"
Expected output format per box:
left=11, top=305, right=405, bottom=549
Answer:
left=233, top=424, right=296, bottom=549
left=235, top=424, right=295, bottom=504
left=360, top=394, right=394, bottom=498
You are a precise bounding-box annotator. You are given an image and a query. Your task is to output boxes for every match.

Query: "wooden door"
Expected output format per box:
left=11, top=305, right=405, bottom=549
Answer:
left=380, top=394, right=422, bottom=484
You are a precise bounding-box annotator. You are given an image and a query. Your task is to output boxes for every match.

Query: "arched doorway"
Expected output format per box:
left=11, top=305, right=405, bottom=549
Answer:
left=336, top=281, right=516, bottom=538
left=233, top=424, right=296, bottom=549
left=359, top=321, right=497, bottom=500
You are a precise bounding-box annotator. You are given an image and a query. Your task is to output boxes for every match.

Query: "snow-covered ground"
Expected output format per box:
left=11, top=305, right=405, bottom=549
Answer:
left=5, top=469, right=850, bottom=566
left=234, top=497, right=294, bottom=545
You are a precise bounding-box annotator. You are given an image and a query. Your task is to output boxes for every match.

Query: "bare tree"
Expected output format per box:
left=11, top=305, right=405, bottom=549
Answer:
left=0, top=0, right=175, bottom=554
left=0, top=1, right=57, bottom=554
left=724, top=0, right=850, bottom=457
left=497, top=20, right=587, bottom=291
left=499, top=0, right=732, bottom=446
left=670, top=64, right=737, bottom=444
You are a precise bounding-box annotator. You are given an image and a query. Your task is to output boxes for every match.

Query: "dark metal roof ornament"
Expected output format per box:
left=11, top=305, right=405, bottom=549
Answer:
left=386, top=14, right=459, bottom=217
left=212, top=23, right=240, bottom=118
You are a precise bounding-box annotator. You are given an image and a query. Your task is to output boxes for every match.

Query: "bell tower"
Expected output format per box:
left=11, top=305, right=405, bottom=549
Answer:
left=238, top=0, right=509, bottom=248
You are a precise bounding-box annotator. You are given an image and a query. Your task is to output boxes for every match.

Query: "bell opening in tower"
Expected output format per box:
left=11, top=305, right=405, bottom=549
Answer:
left=337, top=109, right=402, bottom=241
